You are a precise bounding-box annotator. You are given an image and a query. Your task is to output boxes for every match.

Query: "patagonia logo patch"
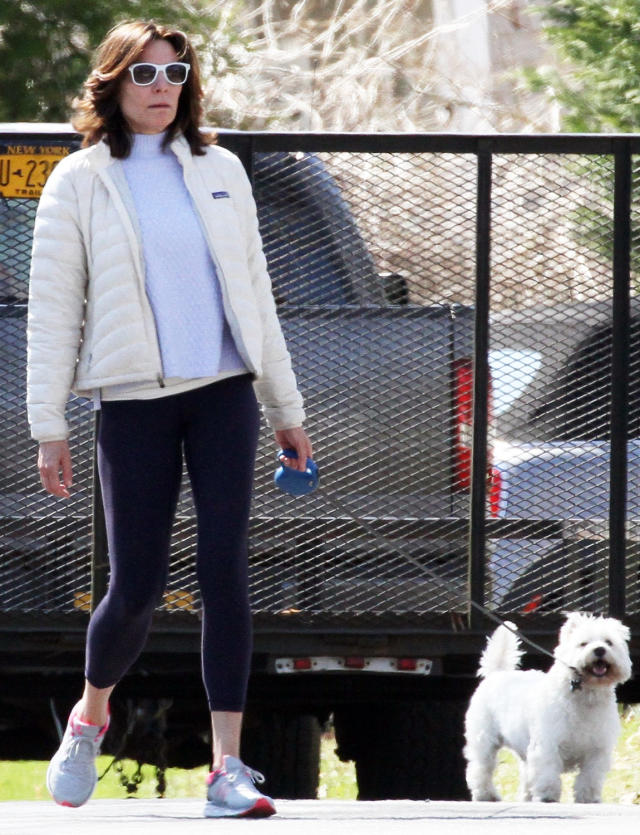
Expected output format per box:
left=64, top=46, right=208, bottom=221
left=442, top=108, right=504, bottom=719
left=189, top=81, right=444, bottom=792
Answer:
left=212, top=191, right=230, bottom=199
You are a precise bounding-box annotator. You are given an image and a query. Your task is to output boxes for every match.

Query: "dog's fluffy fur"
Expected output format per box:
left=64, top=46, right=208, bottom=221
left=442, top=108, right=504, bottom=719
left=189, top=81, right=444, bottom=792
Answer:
left=464, top=613, right=631, bottom=803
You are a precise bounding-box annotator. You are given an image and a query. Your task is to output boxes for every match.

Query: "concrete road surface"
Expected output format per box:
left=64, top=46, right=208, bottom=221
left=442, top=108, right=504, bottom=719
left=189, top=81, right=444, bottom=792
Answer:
left=3, top=799, right=640, bottom=834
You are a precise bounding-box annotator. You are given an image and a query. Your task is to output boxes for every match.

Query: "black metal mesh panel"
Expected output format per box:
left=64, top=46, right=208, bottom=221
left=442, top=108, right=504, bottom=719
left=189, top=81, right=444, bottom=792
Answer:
left=0, top=196, right=93, bottom=613
left=628, top=157, right=640, bottom=615
left=166, top=150, right=478, bottom=626
left=325, top=152, right=478, bottom=306
left=3, top=131, right=638, bottom=632
left=488, top=153, right=619, bottom=616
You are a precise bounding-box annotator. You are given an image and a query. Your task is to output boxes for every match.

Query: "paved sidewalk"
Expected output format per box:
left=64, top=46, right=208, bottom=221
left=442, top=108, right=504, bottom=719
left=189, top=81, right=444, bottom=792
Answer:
left=3, top=799, right=640, bottom=834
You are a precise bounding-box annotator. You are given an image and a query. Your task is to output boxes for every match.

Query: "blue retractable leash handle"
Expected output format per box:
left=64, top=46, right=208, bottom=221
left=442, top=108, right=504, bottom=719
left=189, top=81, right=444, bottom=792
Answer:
left=274, top=448, right=320, bottom=496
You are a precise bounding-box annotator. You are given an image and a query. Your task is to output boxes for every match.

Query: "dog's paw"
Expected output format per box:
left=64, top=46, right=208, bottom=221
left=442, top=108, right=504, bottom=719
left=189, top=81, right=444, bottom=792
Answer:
left=471, top=789, right=501, bottom=802
left=574, top=790, right=602, bottom=804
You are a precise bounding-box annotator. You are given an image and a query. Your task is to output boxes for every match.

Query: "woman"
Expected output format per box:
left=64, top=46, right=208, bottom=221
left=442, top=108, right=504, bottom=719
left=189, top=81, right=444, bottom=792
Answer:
left=27, top=19, right=312, bottom=818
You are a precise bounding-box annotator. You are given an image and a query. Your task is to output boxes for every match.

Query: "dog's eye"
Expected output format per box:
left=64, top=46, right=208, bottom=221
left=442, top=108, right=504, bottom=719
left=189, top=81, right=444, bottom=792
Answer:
left=579, top=641, right=587, bottom=647
left=605, top=640, right=613, bottom=646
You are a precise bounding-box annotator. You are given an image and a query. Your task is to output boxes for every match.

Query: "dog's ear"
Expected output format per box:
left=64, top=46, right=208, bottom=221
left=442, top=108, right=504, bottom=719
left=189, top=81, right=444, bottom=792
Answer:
left=613, top=621, right=631, bottom=644
left=559, top=612, right=588, bottom=642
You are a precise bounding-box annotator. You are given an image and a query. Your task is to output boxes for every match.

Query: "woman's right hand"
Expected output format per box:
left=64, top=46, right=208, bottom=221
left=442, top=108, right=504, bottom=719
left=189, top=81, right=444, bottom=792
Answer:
left=38, top=440, right=73, bottom=498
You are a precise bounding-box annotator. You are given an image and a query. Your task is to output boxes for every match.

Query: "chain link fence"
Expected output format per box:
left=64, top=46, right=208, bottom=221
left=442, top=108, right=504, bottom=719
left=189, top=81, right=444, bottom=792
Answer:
left=0, top=128, right=637, bottom=636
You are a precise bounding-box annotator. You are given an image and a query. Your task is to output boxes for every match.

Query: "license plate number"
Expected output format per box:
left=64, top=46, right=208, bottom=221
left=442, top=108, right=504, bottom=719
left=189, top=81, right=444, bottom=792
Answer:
left=0, top=144, right=71, bottom=198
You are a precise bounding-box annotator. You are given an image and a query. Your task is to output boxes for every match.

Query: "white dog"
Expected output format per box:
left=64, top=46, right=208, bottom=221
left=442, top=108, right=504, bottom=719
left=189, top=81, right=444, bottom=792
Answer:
left=464, top=613, right=631, bottom=803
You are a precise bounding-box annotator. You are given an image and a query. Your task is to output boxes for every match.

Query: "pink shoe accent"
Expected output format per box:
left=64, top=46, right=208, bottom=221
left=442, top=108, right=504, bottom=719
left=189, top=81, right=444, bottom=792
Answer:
left=69, top=705, right=110, bottom=739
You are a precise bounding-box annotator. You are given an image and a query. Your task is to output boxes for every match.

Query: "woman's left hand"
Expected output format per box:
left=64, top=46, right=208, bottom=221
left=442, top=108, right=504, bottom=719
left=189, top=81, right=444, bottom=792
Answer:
left=274, top=427, right=314, bottom=472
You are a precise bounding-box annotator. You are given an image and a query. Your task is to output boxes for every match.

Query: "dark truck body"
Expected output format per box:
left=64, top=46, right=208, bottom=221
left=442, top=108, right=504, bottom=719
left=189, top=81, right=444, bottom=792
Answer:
left=0, top=127, right=479, bottom=800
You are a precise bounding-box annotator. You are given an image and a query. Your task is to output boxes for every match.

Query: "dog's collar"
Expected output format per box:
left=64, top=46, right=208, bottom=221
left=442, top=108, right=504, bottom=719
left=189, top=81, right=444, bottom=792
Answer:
left=569, top=668, right=583, bottom=691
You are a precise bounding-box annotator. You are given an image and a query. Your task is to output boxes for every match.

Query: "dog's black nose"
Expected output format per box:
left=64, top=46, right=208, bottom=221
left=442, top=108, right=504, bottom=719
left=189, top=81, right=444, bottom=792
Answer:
left=594, top=646, right=606, bottom=658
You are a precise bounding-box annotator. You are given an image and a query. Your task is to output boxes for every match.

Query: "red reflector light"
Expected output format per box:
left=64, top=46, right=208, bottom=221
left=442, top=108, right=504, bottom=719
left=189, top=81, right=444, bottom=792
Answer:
left=397, top=658, right=418, bottom=671
left=488, top=466, right=502, bottom=518
left=453, top=359, right=473, bottom=491
left=452, top=358, right=494, bottom=496
left=344, top=656, right=366, bottom=669
left=293, top=658, right=313, bottom=671
left=522, top=594, right=543, bottom=615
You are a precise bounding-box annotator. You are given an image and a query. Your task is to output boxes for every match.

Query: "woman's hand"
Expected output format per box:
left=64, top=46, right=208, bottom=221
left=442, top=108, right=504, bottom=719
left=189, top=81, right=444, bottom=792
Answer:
left=38, top=440, right=73, bottom=498
left=274, top=427, right=313, bottom=472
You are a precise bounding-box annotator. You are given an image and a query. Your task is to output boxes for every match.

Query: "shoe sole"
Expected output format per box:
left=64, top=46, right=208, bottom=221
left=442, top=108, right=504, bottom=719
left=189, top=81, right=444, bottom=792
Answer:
left=46, top=762, right=95, bottom=808
left=204, top=797, right=276, bottom=818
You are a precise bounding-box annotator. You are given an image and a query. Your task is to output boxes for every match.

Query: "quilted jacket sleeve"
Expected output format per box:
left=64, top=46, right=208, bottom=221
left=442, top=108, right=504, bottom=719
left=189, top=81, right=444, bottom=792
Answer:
left=26, top=158, right=88, bottom=441
left=230, top=156, right=306, bottom=430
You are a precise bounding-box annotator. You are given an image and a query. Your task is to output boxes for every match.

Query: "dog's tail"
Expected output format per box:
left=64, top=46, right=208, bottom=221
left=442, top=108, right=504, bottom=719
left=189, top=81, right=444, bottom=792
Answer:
left=477, top=621, right=524, bottom=677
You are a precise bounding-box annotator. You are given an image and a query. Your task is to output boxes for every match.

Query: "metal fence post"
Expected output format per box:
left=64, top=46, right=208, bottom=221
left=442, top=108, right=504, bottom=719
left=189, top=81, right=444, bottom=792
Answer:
left=218, top=131, right=254, bottom=183
left=469, top=139, right=492, bottom=628
left=609, top=141, right=632, bottom=619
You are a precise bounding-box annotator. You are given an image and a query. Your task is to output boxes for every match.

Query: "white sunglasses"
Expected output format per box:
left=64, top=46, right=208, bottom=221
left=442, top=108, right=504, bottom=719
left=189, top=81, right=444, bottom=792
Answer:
left=128, top=62, right=191, bottom=86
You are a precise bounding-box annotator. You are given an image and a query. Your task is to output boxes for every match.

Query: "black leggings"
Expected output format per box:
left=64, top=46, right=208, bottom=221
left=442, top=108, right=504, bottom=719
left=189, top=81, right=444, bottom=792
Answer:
left=85, top=375, right=260, bottom=712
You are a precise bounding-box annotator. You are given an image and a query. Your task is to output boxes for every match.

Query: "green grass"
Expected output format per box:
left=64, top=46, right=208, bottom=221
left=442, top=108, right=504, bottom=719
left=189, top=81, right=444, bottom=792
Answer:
left=0, top=757, right=209, bottom=802
left=318, top=732, right=357, bottom=800
left=3, top=708, right=640, bottom=803
left=0, top=730, right=357, bottom=802
left=494, top=705, right=640, bottom=803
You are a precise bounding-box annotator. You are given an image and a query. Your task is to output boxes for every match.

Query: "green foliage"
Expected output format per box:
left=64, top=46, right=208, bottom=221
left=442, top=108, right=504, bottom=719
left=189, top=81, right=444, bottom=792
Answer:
left=0, top=0, right=242, bottom=122
left=525, top=2, right=640, bottom=290
left=532, top=0, right=640, bottom=132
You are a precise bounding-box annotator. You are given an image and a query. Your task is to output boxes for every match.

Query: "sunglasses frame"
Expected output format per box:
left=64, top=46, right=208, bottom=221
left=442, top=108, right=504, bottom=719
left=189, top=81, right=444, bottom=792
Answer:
left=127, top=62, right=191, bottom=87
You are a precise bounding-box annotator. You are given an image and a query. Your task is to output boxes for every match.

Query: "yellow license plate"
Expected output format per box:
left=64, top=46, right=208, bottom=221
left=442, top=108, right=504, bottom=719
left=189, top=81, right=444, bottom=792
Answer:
left=0, top=143, right=71, bottom=198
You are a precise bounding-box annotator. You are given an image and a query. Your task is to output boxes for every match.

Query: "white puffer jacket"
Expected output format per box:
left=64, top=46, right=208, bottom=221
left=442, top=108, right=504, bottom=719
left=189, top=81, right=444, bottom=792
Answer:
left=26, top=135, right=305, bottom=441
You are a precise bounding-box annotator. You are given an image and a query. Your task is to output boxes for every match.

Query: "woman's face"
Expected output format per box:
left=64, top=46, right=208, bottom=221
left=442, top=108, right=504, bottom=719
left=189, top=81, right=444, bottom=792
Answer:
left=118, top=39, right=184, bottom=135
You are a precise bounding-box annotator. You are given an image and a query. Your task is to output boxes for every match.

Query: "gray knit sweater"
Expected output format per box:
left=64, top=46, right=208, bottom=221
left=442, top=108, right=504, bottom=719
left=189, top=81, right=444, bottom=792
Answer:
left=103, top=131, right=245, bottom=400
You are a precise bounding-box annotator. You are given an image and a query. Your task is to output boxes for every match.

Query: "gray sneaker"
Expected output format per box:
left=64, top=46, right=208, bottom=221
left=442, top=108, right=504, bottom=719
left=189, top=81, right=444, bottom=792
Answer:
left=46, top=706, right=109, bottom=807
left=204, top=755, right=276, bottom=818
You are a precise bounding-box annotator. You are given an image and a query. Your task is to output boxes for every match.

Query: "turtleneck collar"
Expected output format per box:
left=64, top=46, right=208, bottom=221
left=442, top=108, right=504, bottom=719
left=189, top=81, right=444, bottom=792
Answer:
left=128, top=132, right=168, bottom=159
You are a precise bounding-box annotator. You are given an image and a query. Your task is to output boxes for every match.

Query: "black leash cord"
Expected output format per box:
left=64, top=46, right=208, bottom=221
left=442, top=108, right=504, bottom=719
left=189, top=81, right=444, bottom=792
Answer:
left=318, top=491, right=563, bottom=668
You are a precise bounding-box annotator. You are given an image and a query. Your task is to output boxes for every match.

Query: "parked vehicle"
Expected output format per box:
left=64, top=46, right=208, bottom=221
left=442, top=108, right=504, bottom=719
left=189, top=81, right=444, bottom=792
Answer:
left=489, top=300, right=640, bottom=614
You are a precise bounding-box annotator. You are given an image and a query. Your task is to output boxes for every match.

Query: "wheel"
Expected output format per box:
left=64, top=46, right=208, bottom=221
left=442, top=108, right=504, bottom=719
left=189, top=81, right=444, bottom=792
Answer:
left=501, top=541, right=600, bottom=614
left=334, top=699, right=469, bottom=800
left=240, top=709, right=322, bottom=798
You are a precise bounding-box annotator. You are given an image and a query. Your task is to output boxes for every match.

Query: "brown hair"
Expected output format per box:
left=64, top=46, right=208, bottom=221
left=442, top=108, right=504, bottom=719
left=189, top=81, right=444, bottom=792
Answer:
left=72, top=20, right=214, bottom=158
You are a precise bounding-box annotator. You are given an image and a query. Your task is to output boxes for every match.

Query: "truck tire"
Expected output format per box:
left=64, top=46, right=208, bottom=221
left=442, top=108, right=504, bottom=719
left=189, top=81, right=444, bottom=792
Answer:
left=501, top=541, right=599, bottom=614
left=240, top=710, right=322, bottom=799
left=334, top=699, right=469, bottom=800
